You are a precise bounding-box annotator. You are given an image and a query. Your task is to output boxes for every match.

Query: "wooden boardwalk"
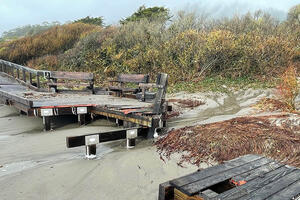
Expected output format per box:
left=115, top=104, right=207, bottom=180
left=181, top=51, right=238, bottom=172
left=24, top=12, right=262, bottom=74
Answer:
left=159, top=154, right=300, bottom=200
left=0, top=60, right=168, bottom=136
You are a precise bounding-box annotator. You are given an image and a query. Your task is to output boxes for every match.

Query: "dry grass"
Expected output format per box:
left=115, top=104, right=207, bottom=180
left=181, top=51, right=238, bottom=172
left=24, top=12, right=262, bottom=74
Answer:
left=156, top=115, right=300, bottom=167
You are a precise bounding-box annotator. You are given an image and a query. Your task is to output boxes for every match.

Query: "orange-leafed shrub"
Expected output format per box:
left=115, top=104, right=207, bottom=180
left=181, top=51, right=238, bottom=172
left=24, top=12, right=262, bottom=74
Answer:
left=277, top=65, right=299, bottom=110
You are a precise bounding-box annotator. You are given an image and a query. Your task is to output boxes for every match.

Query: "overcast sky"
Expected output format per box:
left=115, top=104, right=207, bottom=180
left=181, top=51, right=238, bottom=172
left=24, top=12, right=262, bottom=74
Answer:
left=0, top=0, right=299, bottom=34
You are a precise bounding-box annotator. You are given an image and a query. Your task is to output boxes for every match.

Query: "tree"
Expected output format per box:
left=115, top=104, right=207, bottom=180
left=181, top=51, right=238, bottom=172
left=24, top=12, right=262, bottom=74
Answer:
left=74, top=16, right=104, bottom=26
left=287, top=4, right=300, bottom=25
left=120, top=6, right=170, bottom=24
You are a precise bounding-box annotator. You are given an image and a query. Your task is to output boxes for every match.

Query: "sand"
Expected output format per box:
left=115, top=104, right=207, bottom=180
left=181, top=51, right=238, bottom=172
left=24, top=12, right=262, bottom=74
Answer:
left=0, top=88, right=280, bottom=200
left=0, top=105, right=199, bottom=200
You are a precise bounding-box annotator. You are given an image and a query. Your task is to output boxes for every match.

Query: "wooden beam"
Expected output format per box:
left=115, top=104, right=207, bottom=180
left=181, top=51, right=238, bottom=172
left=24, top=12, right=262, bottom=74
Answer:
left=50, top=71, right=94, bottom=80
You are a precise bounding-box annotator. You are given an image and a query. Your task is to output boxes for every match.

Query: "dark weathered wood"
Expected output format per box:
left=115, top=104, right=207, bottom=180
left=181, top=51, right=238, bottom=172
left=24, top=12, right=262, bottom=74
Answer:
left=50, top=71, right=94, bottom=80
left=22, top=69, right=26, bottom=82
left=216, top=166, right=295, bottom=200
left=117, top=74, right=149, bottom=83
left=43, top=116, right=51, bottom=131
left=47, top=82, right=90, bottom=87
left=66, top=128, right=148, bottom=148
left=242, top=169, right=300, bottom=200
left=267, top=179, right=300, bottom=200
left=231, top=161, right=283, bottom=183
left=153, top=73, right=168, bottom=114
left=181, top=157, right=272, bottom=195
left=170, top=154, right=261, bottom=188
left=200, top=189, right=218, bottom=198
left=29, top=72, right=33, bottom=85
left=36, top=74, right=40, bottom=88
left=0, top=90, right=33, bottom=107
left=17, top=69, right=20, bottom=79
left=158, top=182, right=174, bottom=200
left=78, top=114, right=86, bottom=126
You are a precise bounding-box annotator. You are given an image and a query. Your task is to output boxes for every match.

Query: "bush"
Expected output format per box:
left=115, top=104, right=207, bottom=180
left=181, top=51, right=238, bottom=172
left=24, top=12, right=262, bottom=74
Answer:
left=277, top=65, right=299, bottom=110
left=0, top=23, right=98, bottom=64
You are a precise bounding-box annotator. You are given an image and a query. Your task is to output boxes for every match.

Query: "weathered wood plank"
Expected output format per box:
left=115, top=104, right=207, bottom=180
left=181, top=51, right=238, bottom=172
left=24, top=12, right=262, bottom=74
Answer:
left=158, top=181, right=174, bottom=200
left=0, top=89, right=33, bottom=107
left=231, top=161, right=283, bottom=183
left=170, top=154, right=262, bottom=188
left=242, top=169, right=300, bottom=200
left=117, top=74, right=149, bottom=83
left=50, top=71, right=94, bottom=80
left=267, top=179, right=300, bottom=200
left=181, top=157, right=272, bottom=196
left=216, top=166, right=295, bottom=200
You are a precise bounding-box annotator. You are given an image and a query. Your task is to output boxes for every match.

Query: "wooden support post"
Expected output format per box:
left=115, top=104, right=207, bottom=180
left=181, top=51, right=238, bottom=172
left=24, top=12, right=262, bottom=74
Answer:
left=17, top=69, right=20, bottom=79
left=22, top=69, right=26, bottom=82
left=127, top=138, right=136, bottom=148
left=126, top=129, right=138, bottom=149
left=29, top=72, right=32, bottom=85
left=78, top=114, right=86, bottom=126
left=85, top=144, right=97, bottom=159
left=11, top=68, right=15, bottom=78
left=43, top=116, right=51, bottom=131
left=36, top=74, right=40, bottom=88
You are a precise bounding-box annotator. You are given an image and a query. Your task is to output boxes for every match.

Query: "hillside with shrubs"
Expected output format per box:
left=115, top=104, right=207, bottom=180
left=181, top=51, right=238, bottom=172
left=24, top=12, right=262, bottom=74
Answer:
left=0, top=5, right=299, bottom=90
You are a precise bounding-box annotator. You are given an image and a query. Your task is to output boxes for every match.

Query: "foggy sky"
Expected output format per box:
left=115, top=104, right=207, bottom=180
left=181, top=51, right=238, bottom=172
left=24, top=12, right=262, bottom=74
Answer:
left=0, top=0, right=299, bottom=34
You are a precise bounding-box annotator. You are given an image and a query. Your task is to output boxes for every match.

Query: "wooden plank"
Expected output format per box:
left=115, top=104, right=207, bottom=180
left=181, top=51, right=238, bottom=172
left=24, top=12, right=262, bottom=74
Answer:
left=231, top=161, right=283, bottom=182
left=153, top=73, right=168, bottom=114
left=0, top=89, right=33, bottom=107
left=158, top=181, right=174, bottom=200
left=117, top=74, right=149, bottom=83
left=181, top=157, right=272, bottom=196
left=200, top=189, right=218, bottom=198
left=267, top=180, right=300, bottom=200
left=22, top=69, right=26, bottom=82
left=170, top=154, right=262, bottom=188
left=50, top=71, right=94, bottom=80
left=29, top=72, right=32, bottom=84
left=242, top=169, right=300, bottom=200
left=216, top=166, right=296, bottom=200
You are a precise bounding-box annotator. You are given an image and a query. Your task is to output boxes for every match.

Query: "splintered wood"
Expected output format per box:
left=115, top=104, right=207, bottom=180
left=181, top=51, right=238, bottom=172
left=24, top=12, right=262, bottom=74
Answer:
left=156, top=114, right=300, bottom=167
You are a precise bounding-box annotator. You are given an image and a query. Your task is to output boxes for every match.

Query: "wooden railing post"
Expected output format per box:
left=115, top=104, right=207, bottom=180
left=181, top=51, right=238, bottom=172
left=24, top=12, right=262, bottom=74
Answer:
left=29, top=72, right=33, bottom=85
left=22, top=69, right=26, bottom=82
left=17, top=69, right=20, bottom=79
left=12, top=67, right=15, bottom=78
left=37, top=74, right=40, bottom=88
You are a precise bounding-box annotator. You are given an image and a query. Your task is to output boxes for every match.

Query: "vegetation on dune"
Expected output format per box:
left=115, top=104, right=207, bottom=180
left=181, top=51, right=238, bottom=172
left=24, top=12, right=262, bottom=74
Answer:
left=74, top=16, right=104, bottom=26
left=120, top=6, right=170, bottom=24
left=0, top=23, right=98, bottom=64
left=0, top=5, right=299, bottom=91
left=0, top=21, right=60, bottom=42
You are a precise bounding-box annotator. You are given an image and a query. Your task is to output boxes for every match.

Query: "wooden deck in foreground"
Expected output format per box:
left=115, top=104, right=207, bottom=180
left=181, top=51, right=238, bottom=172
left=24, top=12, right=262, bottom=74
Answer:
left=159, top=154, right=300, bottom=200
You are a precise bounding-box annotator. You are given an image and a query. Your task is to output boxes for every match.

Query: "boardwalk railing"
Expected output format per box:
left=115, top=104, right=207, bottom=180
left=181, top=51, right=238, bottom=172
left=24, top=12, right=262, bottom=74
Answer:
left=0, top=59, right=51, bottom=89
left=0, top=59, right=94, bottom=92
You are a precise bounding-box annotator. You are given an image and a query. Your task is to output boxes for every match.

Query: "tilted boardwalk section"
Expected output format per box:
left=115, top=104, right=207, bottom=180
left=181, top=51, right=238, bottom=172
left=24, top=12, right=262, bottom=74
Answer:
left=0, top=60, right=168, bottom=136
